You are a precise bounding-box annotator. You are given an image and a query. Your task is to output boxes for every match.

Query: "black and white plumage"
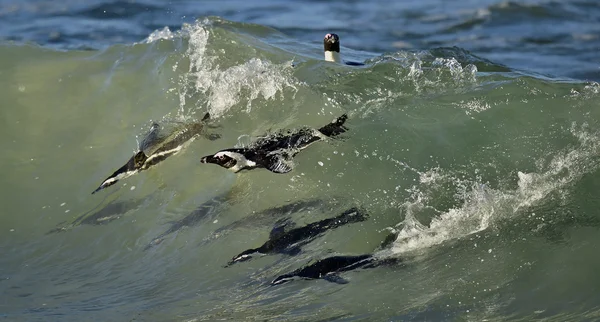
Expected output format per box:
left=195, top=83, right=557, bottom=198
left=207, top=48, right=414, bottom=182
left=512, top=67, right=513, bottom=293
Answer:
left=271, top=254, right=402, bottom=285
left=323, top=33, right=365, bottom=66
left=226, top=207, right=368, bottom=266
left=200, top=113, right=349, bottom=174
left=271, top=254, right=375, bottom=285
left=92, top=113, right=219, bottom=194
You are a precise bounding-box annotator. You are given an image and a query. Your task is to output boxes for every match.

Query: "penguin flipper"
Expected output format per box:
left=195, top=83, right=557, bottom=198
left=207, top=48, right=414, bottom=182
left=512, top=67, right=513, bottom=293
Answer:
left=266, top=153, right=294, bottom=174
left=269, top=219, right=295, bottom=239
left=323, top=274, right=349, bottom=284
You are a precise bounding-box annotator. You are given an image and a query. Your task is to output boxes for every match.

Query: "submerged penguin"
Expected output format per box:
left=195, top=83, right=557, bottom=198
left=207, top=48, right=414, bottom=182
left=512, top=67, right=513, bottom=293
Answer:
left=226, top=207, right=368, bottom=266
left=271, top=254, right=401, bottom=285
left=323, top=33, right=365, bottom=66
left=203, top=198, right=335, bottom=244
left=47, top=197, right=150, bottom=234
left=92, top=113, right=219, bottom=194
left=144, top=194, right=228, bottom=250
left=200, top=113, right=348, bottom=174
left=271, top=229, right=403, bottom=285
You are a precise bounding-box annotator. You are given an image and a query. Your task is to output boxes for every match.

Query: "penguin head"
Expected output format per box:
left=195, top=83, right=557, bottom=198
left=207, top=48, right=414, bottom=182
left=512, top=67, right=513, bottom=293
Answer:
left=323, top=33, right=340, bottom=52
left=200, top=150, right=255, bottom=172
left=226, top=249, right=256, bottom=266
left=271, top=274, right=296, bottom=286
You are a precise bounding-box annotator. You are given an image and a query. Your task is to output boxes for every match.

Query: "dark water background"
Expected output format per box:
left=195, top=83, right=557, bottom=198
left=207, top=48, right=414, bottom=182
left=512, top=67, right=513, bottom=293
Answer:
left=1, top=0, right=599, bottom=80
left=1, top=0, right=600, bottom=321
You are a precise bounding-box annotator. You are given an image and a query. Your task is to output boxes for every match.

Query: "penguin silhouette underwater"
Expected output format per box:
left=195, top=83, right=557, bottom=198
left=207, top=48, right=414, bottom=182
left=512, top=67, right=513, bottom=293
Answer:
left=226, top=207, right=368, bottom=266
left=271, top=231, right=403, bottom=285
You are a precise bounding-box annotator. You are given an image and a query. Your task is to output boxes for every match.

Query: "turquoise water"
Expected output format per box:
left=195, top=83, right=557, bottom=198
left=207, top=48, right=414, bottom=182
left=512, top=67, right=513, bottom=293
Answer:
left=2, top=1, right=600, bottom=321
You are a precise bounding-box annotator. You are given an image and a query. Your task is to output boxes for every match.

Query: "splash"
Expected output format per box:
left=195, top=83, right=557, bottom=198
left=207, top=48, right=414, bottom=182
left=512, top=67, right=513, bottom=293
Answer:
left=142, top=26, right=176, bottom=43
left=178, top=20, right=298, bottom=118
left=383, top=122, right=600, bottom=255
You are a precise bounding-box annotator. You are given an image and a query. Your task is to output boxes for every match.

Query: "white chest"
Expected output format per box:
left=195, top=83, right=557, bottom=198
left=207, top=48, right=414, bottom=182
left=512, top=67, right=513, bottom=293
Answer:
left=324, top=51, right=341, bottom=63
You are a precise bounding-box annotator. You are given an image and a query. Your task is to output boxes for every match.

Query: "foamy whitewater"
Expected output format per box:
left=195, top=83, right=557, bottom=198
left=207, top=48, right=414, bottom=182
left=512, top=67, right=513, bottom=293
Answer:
left=2, top=4, right=600, bottom=321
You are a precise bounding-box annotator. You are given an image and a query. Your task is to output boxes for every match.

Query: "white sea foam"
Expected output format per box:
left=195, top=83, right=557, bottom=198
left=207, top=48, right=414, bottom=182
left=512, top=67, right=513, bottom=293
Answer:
left=142, top=26, right=176, bottom=43
left=179, top=21, right=298, bottom=117
left=381, top=122, right=600, bottom=256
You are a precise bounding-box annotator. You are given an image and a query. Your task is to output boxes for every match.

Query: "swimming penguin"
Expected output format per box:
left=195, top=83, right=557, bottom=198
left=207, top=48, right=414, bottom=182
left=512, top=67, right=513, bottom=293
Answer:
left=272, top=254, right=375, bottom=285
left=92, top=113, right=219, bottom=194
left=271, top=254, right=402, bottom=285
left=144, top=194, right=228, bottom=250
left=47, top=197, right=150, bottom=234
left=226, top=207, right=368, bottom=266
left=204, top=198, right=335, bottom=243
left=200, top=113, right=348, bottom=174
left=323, top=33, right=365, bottom=66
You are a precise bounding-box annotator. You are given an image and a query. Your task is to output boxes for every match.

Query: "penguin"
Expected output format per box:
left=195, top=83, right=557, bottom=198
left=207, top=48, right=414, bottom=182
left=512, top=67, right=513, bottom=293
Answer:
left=144, top=194, right=228, bottom=250
left=92, top=113, right=219, bottom=194
left=226, top=207, right=368, bottom=266
left=200, top=113, right=348, bottom=174
left=204, top=198, right=332, bottom=243
left=271, top=254, right=375, bottom=285
left=271, top=254, right=402, bottom=285
left=323, top=33, right=365, bottom=66
left=271, top=229, right=404, bottom=285
left=47, top=197, right=149, bottom=234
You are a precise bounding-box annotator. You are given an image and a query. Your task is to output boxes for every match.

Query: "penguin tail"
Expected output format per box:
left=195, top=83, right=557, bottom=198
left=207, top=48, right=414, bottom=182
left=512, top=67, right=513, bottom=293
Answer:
left=318, top=113, right=348, bottom=137
left=201, top=112, right=210, bottom=122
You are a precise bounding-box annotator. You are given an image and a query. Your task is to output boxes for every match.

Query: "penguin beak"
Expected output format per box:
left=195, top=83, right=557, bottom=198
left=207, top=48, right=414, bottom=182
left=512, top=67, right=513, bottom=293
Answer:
left=200, top=155, right=213, bottom=164
left=271, top=275, right=294, bottom=286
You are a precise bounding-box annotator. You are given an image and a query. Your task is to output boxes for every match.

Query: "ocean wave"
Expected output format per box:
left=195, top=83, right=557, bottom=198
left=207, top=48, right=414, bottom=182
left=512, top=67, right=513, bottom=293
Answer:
left=2, top=16, right=600, bottom=321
